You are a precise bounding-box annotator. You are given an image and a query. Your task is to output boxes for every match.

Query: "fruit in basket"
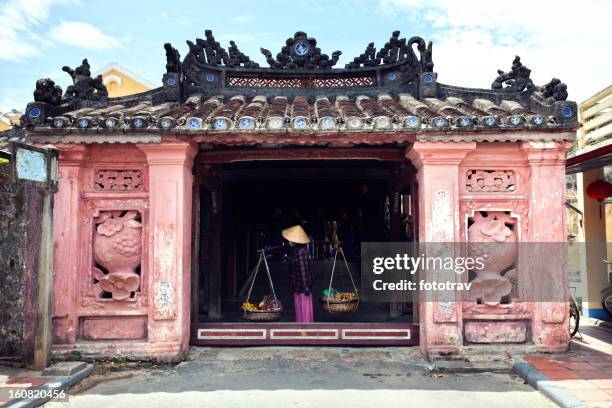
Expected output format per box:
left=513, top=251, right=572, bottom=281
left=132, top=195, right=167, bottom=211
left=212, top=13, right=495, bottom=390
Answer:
left=241, top=302, right=257, bottom=311
left=320, top=288, right=338, bottom=298
left=242, top=295, right=283, bottom=312
left=322, top=291, right=358, bottom=302
left=261, top=295, right=283, bottom=311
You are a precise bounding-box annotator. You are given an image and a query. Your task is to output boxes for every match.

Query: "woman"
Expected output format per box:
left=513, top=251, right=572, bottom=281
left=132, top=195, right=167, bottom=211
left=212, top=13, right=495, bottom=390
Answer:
left=282, top=225, right=314, bottom=323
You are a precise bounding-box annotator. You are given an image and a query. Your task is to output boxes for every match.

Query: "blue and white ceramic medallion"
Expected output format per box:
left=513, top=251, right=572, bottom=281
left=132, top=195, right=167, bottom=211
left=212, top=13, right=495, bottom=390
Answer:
left=457, top=117, right=471, bottom=127
left=78, top=118, right=89, bottom=128
left=561, top=106, right=573, bottom=118
left=166, top=77, right=177, bottom=86
left=347, top=117, right=363, bottom=129
left=387, top=72, right=398, bottom=81
left=29, top=107, right=41, bottom=118
left=483, top=116, right=496, bottom=126
left=404, top=116, right=419, bottom=128
left=239, top=118, right=253, bottom=129
left=53, top=118, right=65, bottom=128
left=159, top=118, right=173, bottom=129
left=206, top=73, right=215, bottom=82
left=423, top=73, right=434, bottom=83
left=268, top=117, right=283, bottom=130
left=105, top=118, right=117, bottom=128
left=187, top=118, right=200, bottom=129
left=132, top=118, right=144, bottom=128
left=433, top=117, right=447, bottom=127
left=531, top=115, right=544, bottom=125
left=509, top=115, right=522, bottom=126
left=214, top=118, right=227, bottom=130
left=294, top=41, right=309, bottom=56
left=321, top=117, right=335, bottom=129
left=294, top=117, right=307, bottom=128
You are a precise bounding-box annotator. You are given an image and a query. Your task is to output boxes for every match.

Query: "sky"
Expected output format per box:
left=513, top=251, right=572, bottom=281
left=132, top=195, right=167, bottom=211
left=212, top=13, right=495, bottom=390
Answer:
left=0, top=0, right=610, bottom=113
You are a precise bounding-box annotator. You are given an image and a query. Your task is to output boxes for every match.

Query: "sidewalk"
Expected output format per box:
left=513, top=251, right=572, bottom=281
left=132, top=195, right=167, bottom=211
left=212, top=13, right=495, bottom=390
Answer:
left=0, top=362, right=92, bottom=407
left=525, top=319, right=612, bottom=408
left=44, top=347, right=554, bottom=408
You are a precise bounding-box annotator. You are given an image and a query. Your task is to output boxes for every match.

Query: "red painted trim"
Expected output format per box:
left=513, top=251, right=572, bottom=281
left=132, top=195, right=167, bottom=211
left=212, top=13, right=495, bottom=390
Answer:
left=271, top=331, right=337, bottom=337
left=182, top=133, right=415, bottom=147
left=190, top=323, right=419, bottom=346
left=566, top=143, right=612, bottom=168
left=343, top=331, right=408, bottom=337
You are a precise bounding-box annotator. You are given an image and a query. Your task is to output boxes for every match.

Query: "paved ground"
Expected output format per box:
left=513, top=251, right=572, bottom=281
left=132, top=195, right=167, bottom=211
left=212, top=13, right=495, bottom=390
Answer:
left=526, top=319, right=612, bottom=408
left=0, top=365, right=48, bottom=405
left=43, top=347, right=555, bottom=408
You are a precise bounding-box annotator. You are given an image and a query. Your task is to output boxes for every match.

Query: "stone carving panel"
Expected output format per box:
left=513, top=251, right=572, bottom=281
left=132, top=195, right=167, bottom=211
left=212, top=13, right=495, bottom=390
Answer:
left=94, top=170, right=143, bottom=192
left=466, top=211, right=517, bottom=305
left=92, top=210, right=142, bottom=300
left=466, top=170, right=515, bottom=192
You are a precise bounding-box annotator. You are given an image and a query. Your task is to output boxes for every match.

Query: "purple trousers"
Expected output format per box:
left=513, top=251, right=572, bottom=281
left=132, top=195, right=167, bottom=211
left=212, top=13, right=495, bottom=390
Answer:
left=293, top=292, right=314, bottom=322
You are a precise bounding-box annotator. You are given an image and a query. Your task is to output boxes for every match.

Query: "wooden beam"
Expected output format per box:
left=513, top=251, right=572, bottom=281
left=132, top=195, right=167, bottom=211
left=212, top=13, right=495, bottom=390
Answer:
left=197, top=148, right=407, bottom=164
left=566, top=142, right=612, bottom=173
left=33, top=192, right=53, bottom=370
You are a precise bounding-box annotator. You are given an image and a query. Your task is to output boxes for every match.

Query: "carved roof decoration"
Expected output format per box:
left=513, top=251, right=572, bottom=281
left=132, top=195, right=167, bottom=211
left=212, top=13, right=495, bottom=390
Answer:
left=492, top=56, right=568, bottom=103
left=346, top=31, right=433, bottom=72
left=62, top=59, right=108, bottom=102
left=20, top=28, right=578, bottom=140
left=260, top=31, right=341, bottom=70
left=185, top=29, right=259, bottom=68
left=164, top=43, right=181, bottom=74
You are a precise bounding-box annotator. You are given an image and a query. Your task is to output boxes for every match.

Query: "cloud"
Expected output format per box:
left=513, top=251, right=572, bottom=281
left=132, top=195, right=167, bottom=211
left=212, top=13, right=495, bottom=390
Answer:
left=231, top=14, right=253, bottom=24
left=377, top=0, right=612, bottom=102
left=48, top=21, right=123, bottom=50
left=0, top=0, right=77, bottom=61
left=218, top=33, right=261, bottom=44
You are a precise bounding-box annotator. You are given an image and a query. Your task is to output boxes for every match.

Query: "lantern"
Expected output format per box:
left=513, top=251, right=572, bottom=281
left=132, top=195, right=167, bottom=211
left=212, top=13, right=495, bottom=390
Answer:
left=586, top=179, right=612, bottom=218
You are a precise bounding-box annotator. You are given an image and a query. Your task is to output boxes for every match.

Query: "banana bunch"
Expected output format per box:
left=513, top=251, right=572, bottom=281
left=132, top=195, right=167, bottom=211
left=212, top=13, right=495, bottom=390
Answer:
left=241, top=302, right=257, bottom=311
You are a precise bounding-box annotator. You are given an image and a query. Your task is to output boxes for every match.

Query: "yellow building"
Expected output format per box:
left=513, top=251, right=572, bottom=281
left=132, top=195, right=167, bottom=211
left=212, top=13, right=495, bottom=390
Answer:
left=566, top=85, right=612, bottom=320
left=0, top=110, right=22, bottom=132
left=0, top=63, right=154, bottom=132
left=95, top=62, right=155, bottom=98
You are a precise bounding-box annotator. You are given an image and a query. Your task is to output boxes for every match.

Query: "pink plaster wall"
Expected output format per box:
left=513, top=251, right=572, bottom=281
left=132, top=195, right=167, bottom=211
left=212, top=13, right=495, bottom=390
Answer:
left=407, top=140, right=571, bottom=357
left=50, top=138, right=570, bottom=361
left=51, top=142, right=196, bottom=362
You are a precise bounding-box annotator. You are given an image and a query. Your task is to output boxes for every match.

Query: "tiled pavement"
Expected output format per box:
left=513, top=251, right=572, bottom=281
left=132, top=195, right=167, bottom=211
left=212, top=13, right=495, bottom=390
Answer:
left=0, top=362, right=91, bottom=407
left=0, top=366, right=47, bottom=406
left=526, top=320, right=612, bottom=408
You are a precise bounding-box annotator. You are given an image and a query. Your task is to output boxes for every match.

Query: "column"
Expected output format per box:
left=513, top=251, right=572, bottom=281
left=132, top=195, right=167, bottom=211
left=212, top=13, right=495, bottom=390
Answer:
left=407, top=141, right=476, bottom=357
left=51, top=145, right=87, bottom=345
left=520, top=141, right=571, bottom=352
left=581, top=168, right=609, bottom=319
left=137, top=142, right=197, bottom=358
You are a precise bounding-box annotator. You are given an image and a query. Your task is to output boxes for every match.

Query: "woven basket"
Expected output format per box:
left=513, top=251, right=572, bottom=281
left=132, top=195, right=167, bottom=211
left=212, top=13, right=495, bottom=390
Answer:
left=320, top=298, right=359, bottom=313
left=242, top=309, right=282, bottom=322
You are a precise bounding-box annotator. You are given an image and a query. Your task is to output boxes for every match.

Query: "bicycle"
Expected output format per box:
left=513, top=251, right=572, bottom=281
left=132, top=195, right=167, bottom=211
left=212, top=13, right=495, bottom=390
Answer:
left=568, top=287, right=580, bottom=338
left=602, top=260, right=612, bottom=317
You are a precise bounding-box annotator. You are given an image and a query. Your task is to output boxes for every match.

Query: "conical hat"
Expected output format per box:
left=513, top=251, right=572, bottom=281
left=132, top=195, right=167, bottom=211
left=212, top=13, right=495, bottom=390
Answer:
left=282, top=225, right=311, bottom=244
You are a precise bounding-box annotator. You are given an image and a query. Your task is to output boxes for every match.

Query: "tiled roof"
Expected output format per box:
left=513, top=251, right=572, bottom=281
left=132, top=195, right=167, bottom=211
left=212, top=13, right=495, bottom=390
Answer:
left=0, top=128, right=26, bottom=153
left=36, top=93, right=564, bottom=134
left=20, top=29, right=579, bottom=145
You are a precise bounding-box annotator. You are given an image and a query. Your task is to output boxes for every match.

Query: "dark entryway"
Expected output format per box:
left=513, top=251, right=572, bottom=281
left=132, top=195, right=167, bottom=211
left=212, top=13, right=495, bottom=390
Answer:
left=191, top=151, right=419, bottom=345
